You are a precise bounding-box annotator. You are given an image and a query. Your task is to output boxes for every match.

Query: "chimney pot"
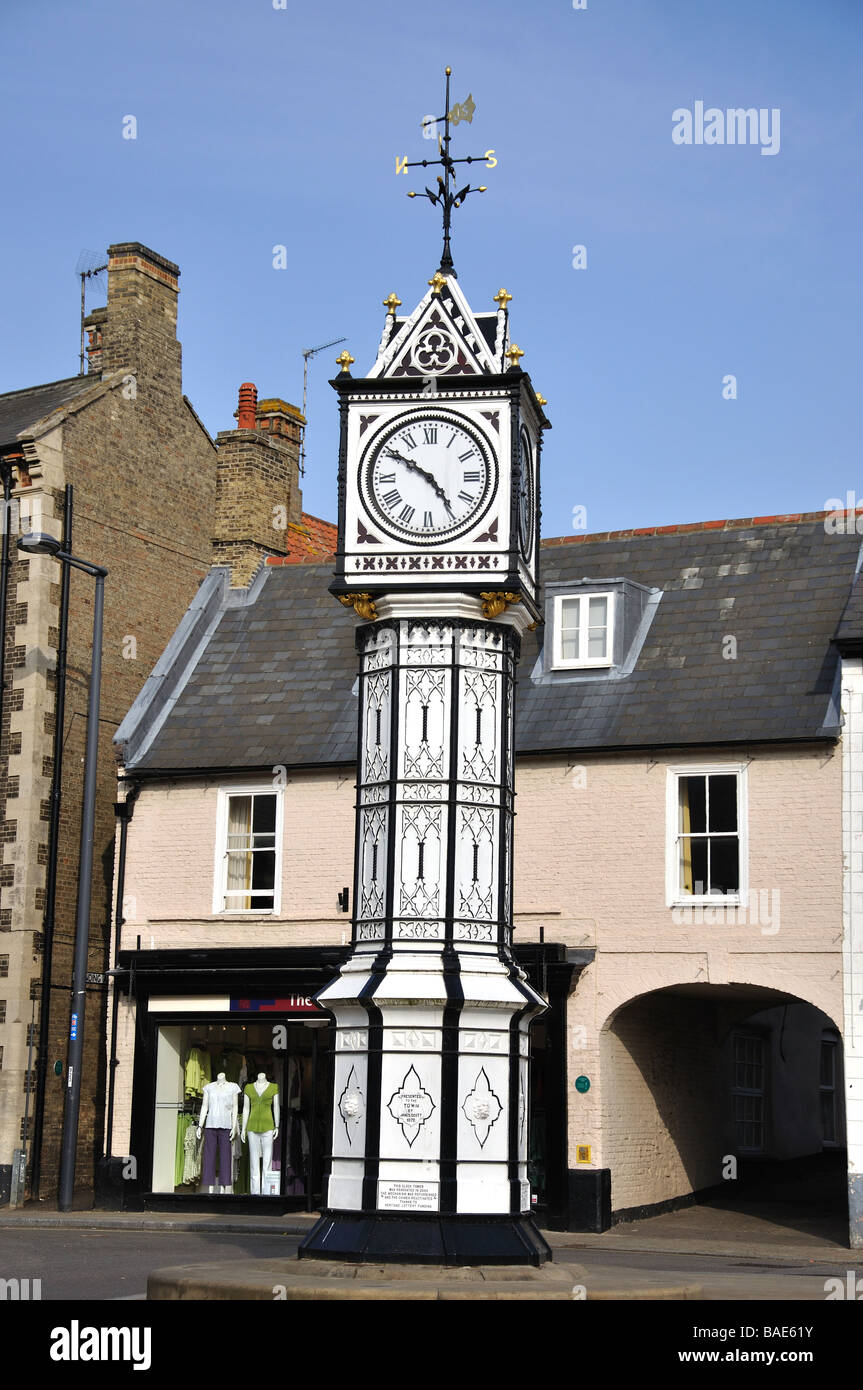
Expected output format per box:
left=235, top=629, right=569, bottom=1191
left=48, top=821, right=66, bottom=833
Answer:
left=237, top=383, right=258, bottom=430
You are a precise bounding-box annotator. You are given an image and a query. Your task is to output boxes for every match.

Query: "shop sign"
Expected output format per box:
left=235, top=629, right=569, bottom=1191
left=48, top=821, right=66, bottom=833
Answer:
left=229, top=996, right=323, bottom=1014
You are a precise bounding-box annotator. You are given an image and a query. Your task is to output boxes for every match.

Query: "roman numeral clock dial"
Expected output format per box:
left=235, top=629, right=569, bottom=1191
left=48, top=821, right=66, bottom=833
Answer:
left=517, top=425, right=535, bottom=555
left=363, top=412, right=496, bottom=543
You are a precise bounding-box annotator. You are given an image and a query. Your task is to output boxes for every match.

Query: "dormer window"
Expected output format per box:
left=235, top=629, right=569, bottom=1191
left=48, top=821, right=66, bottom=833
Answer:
left=536, top=576, right=659, bottom=684
left=552, top=592, right=614, bottom=669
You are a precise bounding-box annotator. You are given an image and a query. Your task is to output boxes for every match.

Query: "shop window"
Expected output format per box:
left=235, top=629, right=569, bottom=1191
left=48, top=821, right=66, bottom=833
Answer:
left=151, top=1020, right=327, bottom=1198
left=820, top=1034, right=839, bottom=1146
left=731, top=1032, right=765, bottom=1152
left=214, top=788, right=282, bottom=914
left=667, top=765, right=748, bottom=905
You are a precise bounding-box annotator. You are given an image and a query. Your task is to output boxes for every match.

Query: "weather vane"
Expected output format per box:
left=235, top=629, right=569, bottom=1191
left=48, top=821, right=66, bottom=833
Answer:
left=395, top=66, right=498, bottom=278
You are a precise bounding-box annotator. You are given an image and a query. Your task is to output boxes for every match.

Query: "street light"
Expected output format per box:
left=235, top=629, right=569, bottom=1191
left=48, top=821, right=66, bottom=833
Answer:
left=18, top=532, right=107, bottom=1211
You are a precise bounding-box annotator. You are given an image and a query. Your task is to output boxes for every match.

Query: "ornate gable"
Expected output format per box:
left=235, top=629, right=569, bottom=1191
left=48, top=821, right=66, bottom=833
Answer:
left=367, top=275, right=508, bottom=380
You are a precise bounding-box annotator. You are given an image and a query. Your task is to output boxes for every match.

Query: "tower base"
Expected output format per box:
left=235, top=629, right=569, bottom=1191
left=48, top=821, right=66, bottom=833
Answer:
left=297, top=1210, right=552, bottom=1267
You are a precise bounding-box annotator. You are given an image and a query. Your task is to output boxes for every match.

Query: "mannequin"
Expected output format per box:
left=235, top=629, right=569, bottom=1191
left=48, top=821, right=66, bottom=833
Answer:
left=197, top=1072, right=240, bottom=1193
left=241, top=1073, right=280, bottom=1195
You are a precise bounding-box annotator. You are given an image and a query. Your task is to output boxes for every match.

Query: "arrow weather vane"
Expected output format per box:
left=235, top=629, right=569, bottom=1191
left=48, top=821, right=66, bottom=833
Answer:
left=395, top=67, right=497, bottom=278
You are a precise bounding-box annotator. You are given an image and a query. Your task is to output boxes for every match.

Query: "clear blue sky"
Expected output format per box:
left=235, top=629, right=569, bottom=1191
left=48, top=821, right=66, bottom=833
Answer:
left=2, top=0, right=861, bottom=538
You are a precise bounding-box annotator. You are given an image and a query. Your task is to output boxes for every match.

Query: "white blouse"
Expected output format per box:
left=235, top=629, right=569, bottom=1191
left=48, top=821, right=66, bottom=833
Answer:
left=202, top=1080, right=240, bottom=1129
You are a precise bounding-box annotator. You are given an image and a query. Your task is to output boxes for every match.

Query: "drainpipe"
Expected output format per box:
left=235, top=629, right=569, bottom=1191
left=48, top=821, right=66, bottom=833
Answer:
left=30, top=485, right=73, bottom=1199
left=104, top=783, right=140, bottom=1163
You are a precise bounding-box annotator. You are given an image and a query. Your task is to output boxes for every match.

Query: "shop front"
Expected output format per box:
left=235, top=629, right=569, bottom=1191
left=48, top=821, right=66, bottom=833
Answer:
left=105, top=947, right=347, bottom=1212
left=102, top=943, right=586, bottom=1221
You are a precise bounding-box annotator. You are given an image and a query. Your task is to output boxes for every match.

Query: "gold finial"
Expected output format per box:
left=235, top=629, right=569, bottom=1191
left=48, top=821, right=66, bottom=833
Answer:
left=493, top=288, right=512, bottom=310
left=383, top=292, right=402, bottom=315
left=535, top=392, right=547, bottom=406
left=505, top=343, right=525, bottom=367
left=446, top=66, right=451, bottom=75
left=428, top=271, right=447, bottom=296
left=336, top=349, right=355, bottom=374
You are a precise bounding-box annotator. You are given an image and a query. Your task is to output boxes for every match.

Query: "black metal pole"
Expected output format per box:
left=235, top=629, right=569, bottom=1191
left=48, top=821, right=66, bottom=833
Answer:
left=58, top=561, right=106, bottom=1212
left=307, top=1028, right=318, bottom=1213
left=31, top=485, right=73, bottom=1200
left=440, top=68, right=454, bottom=275
left=104, top=788, right=138, bottom=1162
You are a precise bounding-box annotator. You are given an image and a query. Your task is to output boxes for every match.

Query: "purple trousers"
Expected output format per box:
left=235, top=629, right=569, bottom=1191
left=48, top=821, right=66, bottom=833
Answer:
left=201, top=1127, right=232, bottom=1187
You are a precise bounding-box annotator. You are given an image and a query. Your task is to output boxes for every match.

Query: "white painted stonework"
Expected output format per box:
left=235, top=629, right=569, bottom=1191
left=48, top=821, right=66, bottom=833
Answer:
left=842, top=656, right=863, bottom=1246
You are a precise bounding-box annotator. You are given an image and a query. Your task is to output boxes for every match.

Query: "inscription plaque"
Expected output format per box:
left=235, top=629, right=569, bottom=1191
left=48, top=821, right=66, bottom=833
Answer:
left=378, top=1180, right=439, bottom=1212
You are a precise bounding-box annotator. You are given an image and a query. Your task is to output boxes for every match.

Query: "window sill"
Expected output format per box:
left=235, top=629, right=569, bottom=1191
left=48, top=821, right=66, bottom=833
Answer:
left=669, top=896, right=743, bottom=909
left=215, top=910, right=278, bottom=917
left=550, top=661, right=613, bottom=672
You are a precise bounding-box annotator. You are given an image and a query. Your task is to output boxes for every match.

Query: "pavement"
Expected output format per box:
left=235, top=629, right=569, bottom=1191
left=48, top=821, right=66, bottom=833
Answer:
left=0, top=1187, right=857, bottom=1300
left=0, top=1203, right=848, bottom=1262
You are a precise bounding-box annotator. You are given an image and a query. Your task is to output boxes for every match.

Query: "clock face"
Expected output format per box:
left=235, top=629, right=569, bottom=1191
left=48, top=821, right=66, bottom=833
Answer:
left=361, top=410, right=496, bottom=544
left=517, top=427, right=534, bottom=553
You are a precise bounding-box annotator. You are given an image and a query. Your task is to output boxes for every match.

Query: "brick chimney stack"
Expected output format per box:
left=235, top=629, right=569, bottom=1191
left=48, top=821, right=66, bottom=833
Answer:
left=84, top=243, right=182, bottom=390
left=83, top=306, right=107, bottom=374
left=212, top=384, right=306, bottom=586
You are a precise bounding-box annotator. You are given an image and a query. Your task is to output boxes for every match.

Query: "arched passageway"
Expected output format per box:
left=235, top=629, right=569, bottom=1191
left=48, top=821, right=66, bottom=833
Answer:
left=600, top=983, right=846, bottom=1242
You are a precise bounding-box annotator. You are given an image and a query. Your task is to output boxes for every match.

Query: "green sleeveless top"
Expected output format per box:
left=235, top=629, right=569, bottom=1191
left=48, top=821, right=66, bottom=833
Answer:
left=245, top=1081, right=278, bottom=1133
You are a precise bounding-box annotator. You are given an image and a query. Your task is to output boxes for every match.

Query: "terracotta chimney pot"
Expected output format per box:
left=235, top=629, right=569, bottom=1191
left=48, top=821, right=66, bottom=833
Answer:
left=237, top=382, right=257, bottom=430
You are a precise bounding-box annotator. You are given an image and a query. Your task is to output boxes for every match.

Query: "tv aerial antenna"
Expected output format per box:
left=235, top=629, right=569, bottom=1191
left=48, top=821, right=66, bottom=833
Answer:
left=75, top=251, right=107, bottom=375
left=300, top=335, right=346, bottom=474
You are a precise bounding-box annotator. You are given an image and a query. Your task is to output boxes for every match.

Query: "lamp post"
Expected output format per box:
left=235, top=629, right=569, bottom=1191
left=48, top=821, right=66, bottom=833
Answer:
left=18, top=532, right=107, bottom=1211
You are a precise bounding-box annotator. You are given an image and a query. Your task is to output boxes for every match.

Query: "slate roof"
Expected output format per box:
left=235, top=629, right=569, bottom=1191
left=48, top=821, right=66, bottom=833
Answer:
left=119, top=514, right=861, bottom=774
left=0, top=375, right=95, bottom=448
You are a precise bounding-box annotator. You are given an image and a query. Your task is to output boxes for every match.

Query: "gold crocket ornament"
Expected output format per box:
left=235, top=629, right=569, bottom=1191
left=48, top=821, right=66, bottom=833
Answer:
left=337, top=593, right=378, bottom=622
left=479, top=592, right=522, bottom=619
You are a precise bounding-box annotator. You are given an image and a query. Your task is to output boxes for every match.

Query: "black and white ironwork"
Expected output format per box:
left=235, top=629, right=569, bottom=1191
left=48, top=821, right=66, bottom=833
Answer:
left=299, top=73, right=550, bottom=1266
left=300, top=609, right=549, bottom=1263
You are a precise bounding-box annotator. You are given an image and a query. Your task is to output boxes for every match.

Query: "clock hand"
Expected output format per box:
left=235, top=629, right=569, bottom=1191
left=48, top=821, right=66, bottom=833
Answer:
left=384, top=449, right=454, bottom=511
left=384, top=447, right=437, bottom=484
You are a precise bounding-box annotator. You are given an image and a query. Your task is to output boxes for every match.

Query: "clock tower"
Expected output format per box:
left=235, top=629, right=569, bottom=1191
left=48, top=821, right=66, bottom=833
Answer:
left=330, top=267, right=544, bottom=627
left=300, top=72, right=552, bottom=1266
